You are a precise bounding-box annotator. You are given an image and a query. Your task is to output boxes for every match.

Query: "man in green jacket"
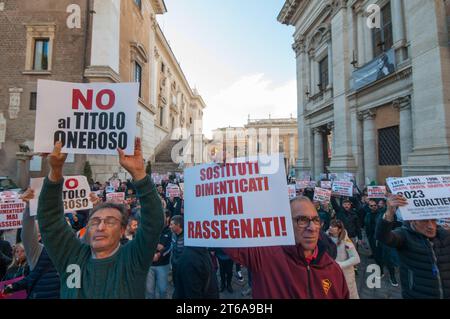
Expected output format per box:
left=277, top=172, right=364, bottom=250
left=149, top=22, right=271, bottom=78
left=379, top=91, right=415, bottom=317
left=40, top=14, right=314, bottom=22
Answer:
left=37, top=138, right=164, bottom=299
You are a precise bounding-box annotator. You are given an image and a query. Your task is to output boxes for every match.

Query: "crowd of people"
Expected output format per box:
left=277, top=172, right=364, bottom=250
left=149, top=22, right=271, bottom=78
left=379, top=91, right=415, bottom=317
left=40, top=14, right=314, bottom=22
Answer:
left=0, top=139, right=449, bottom=299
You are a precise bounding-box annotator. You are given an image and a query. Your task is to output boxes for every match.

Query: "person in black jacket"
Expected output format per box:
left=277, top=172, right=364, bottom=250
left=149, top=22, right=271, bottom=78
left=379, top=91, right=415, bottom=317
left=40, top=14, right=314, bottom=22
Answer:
left=376, top=194, right=450, bottom=299
left=173, top=246, right=219, bottom=299
left=331, top=197, right=362, bottom=244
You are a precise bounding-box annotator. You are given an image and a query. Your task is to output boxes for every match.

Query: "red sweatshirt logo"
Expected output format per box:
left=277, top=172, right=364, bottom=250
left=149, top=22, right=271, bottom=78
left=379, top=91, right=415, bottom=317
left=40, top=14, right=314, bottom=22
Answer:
left=322, top=279, right=332, bottom=295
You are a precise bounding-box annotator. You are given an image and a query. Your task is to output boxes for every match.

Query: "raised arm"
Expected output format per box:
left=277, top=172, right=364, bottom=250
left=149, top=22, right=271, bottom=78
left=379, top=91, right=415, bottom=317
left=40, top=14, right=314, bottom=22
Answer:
left=119, top=138, right=164, bottom=270
left=37, top=142, right=84, bottom=273
left=20, top=190, right=43, bottom=270
left=375, top=194, right=408, bottom=249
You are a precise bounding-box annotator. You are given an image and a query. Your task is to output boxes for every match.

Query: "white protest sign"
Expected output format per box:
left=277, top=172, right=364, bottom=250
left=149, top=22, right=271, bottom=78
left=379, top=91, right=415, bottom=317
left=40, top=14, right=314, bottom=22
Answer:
left=166, top=185, right=181, bottom=198
left=30, top=176, right=93, bottom=216
left=329, top=173, right=338, bottom=181
left=438, top=218, right=450, bottom=230
left=34, top=80, right=138, bottom=155
left=295, top=180, right=309, bottom=190
left=367, top=186, right=387, bottom=199
left=288, top=185, right=297, bottom=199
left=105, top=186, right=115, bottom=194
left=0, top=198, right=25, bottom=230
left=313, top=187, right=332, bottom=203
left=184, top=154, right=295, bottom=247
left=332, top=181, right=354, bottom=197
left=308, top=181, right=317, bottom=189
left=0, top=191, right=20, bottom=203
left=106, top=192, right=125, bottom=203
left=321, top=181, right=332, bottom=189
left=386, top=175, right=450, bottom=221
left=343, top=172, right=355, bottom=181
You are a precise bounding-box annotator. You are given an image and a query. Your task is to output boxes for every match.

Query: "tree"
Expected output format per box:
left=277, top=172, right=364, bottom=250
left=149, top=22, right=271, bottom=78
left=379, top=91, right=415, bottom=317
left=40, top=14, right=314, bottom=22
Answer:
left=83, top=161, right=94, bottom=185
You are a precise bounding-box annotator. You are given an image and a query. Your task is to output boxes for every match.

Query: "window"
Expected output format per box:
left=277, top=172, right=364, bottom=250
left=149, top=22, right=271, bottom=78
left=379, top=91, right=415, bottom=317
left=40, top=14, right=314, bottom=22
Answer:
left=318, top=56, right=329, bottom=90
left=372, top=2, right=393, bottom=58
left=378, top=126, right=401, bottom=165
left=33, top=39, right=49, bottom=70
left=134, top=0, right=142, bottom=10
left=29, top=92, right=37, bottom=110
left=134, top=62, right=142, bottom=98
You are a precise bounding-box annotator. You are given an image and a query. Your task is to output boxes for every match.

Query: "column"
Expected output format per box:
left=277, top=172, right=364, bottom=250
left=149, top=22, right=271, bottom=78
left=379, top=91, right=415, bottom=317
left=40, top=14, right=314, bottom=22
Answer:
left=391, top=0, right=406, bottom=46
left=313, top=128, right=324, bottom=180
left=151, top=48, right=159, bottom=107
left=362, top=10, right=373, bottom=62
left=329, top=5, right=357, bottom=172
left=357, top=13, right=366, bottom=65
left=327, top=41, right=333, bottom=88
left=362, top=111, right=377, bottom=184
left=15, top=153, right=33, bottom=189
left=394, top=96, right=412, bottom=167
left=293, top=36, right=312, bottom=174
left=309, top=54, right=315, bottom=95
left=289, top=134, right=295, bottom=166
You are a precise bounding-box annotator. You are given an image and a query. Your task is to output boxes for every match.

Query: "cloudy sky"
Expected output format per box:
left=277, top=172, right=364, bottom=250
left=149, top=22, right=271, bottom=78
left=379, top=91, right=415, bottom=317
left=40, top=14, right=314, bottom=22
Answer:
left=157, top=0, right=296, bottom=138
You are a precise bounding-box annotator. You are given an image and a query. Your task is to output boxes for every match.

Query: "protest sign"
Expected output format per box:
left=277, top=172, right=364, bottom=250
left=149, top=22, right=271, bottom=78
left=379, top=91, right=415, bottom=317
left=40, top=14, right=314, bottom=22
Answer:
left=438, top=218, right=450, bottom=230
left=166, top=185, right=181, bottom=198
left=30, top=176, right=92, bottom=216
left=343, top=172, right=355, bottom=181
left=0, top=191, right=19, bottom=203
left=288, top=185, right=297, bottom=199
left=386, top=175, right=450, bottom=221
left=0, top=197, right=25, bottom=230
left=329, top=173, right=338, bottom=181
left=313, top=187, right=332, bottom=203
left=34, top=80, right=138, bottom=155
left=308, top=181, right=317, bottom=189
left=105, top=186, right=115, bottom=194
left=367, top=186, right=387, bottom=199
left=319, top=173, right=328, bottom=181
left=332, top=181, right=354, bottom=197
left=106, top=192, right=125, bottom=203
left=179, top=183, right=185, bottom=192
left=321, top=181, right=332, bottom=189
left=295, top=180, right=309, bottom=190
left=184, top=154, right=295, bottom=247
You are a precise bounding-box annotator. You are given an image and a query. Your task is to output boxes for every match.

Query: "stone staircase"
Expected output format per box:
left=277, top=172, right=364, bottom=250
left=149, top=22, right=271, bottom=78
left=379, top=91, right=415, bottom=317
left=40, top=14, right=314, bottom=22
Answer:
left=152, top=137, right=186, bottom=174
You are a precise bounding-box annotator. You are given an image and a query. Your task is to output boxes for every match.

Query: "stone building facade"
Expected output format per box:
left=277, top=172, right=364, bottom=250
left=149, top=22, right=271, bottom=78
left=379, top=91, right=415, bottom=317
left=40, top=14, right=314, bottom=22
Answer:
left=206, top=117, right=299, bottom=176
left=278, top=0, right=450, bottom=186
left=0, top=0, right=205, bottom=185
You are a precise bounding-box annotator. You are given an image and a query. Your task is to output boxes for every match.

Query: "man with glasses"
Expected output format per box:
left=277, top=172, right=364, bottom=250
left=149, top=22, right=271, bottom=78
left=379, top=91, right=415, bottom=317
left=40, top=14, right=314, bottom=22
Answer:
left=36, top=138, right=164, bottom=298
left=225, top=196, right=349, bottom=299
left=376, top=194, right=450, bottom=299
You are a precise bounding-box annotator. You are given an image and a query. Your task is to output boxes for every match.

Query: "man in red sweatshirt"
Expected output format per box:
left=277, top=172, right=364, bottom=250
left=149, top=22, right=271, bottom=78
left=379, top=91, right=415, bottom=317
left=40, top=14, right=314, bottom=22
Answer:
left=225, top=196, right=350, bottom=299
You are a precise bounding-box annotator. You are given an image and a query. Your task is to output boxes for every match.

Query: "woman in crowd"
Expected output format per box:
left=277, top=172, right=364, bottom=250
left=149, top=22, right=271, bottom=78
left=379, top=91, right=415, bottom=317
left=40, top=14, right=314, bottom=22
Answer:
left=327, top=220, right=361, bottom=299
left=2, top=243, right=29, bottom=281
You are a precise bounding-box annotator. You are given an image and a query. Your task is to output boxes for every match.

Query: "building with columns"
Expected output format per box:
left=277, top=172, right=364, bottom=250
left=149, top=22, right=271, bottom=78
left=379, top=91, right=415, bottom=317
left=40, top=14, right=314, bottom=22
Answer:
left=278, top=0, right=450, bottom=186
left=205, top=117, right=299, bottom=176
left=0, top=0, right=205, bottom=185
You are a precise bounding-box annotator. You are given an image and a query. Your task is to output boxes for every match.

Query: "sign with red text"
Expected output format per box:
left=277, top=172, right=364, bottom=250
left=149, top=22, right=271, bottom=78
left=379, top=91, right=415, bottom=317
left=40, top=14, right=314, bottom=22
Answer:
left=184, top=154, right=295, bottom=247
left=166, top=185, right=181, bottom=198
left=313, top=187, right=332, bottom=203
left=34, top=80, right=138, bottom=155
left=106, top=192, right=125, bottom=203
left=0, top=191, right=20, bottom=203
left=0, top=196, right=25, bottom=230
left=386, top=175, right=450, bottom=221
left=29, top=176, right=92, bottom=216
left=332, top=181, right=354, bottom=197
left=367, top=186, right=387, bottom=199
left=287, top=185, right=297, bottom=199
left=295, top=180, right=309, bottom=190
left=321, top=181, right=332, bottom=189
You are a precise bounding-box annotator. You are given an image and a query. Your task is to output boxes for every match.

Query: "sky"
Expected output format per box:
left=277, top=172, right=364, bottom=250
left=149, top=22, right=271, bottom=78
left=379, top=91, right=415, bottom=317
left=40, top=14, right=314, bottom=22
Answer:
left=157, top=0, right=297, bottom=138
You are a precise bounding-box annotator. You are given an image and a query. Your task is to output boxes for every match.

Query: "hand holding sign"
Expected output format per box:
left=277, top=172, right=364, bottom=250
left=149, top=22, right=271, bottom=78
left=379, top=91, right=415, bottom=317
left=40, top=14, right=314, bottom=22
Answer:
left=118, top=137, right=146, bottom=181
left=386, top=193, right=408, bottom=221
left=19, top=188, right=35, bottom=203
left=46, top=141, right=68, bottom=182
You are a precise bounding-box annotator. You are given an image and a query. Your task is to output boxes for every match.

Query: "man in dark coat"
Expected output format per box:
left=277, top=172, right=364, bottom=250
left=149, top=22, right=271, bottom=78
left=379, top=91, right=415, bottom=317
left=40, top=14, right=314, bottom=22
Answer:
left=376, top=194, right=450, bottom=299
left=173, top=246, right=219, bottom=299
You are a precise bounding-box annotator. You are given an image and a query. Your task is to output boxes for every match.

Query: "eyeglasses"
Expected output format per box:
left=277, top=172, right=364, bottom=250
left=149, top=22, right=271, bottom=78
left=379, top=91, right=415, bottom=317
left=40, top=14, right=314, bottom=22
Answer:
left=369, top=205, right=378, bottom=208
left=293, top=216, right=321, bottom=227
left=88, top=216, right=121, bottom=228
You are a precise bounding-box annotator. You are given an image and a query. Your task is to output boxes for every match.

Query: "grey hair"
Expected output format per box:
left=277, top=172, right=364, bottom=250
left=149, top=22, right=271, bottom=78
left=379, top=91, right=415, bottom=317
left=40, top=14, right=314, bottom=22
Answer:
left=290, top=196, right=313, bottom=205
left=88, top=202, right=129, bottom=228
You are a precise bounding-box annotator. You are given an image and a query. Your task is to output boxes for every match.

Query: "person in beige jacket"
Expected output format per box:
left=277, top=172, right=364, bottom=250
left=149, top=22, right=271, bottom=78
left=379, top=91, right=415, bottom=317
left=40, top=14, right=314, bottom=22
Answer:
left=327, top=220, right=361, bottom=299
